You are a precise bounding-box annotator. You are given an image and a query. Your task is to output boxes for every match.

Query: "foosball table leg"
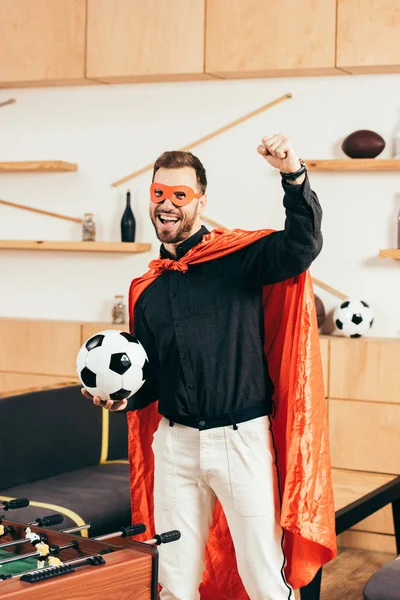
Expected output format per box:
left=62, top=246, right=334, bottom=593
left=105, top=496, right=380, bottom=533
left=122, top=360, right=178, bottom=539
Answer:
left=151, top=550, right=159, bottom=600
left=392, top=497, right=400, bottom=554
left=299, top=567, right=322, bottom=600
left=142, top=530, right=181, bottom=600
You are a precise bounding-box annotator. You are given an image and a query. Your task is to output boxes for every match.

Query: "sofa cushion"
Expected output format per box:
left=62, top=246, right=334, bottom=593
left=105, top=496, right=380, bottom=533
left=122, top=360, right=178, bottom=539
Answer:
left=0, top=385, right=128, bottom=489
left=364, top=557, right=400, bottom=600
left=0, top=463, right=131, bottom=537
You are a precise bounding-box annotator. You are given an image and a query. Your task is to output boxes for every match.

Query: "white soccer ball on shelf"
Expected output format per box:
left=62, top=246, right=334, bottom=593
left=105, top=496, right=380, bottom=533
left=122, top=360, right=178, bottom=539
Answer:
left=76, top=330, right=149, bottom=401
left=333, top=299, right=374, bottom=338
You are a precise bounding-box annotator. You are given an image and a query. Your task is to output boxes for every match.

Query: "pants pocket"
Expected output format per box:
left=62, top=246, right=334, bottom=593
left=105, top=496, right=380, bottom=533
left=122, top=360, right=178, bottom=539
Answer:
left=227, top=417, right=279, bottom=517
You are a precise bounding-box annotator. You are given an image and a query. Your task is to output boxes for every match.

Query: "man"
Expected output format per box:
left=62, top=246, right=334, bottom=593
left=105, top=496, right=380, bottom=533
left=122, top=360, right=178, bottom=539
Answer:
left=83, top=133, right=336, bottom=599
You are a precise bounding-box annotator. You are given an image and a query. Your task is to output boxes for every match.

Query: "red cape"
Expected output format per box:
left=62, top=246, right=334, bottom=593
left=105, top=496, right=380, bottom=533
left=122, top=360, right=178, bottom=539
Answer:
left=127, top=228, right=337, bottom=593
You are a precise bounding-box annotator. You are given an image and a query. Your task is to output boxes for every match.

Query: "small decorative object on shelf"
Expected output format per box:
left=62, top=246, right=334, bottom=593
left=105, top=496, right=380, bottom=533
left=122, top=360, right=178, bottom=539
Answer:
left=82, top=213, right=96, bottom=241
left=112, top=295, right=126, bottom=325
left=341, top=130, right=385, bottom=159
left=121, top=189, right=136, bottom=242
left=333, top=299, right=374, bottom=338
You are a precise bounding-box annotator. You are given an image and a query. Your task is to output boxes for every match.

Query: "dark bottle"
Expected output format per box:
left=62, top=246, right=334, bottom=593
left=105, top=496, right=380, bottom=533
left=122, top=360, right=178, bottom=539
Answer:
left=121, top=189, right=136, bottom=242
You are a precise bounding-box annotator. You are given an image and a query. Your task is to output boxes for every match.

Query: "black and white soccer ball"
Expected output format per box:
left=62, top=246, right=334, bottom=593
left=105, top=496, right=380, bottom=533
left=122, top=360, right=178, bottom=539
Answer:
left=76, top=330, right=149, bottom=401
left=333, top=299, right=374, bottom=338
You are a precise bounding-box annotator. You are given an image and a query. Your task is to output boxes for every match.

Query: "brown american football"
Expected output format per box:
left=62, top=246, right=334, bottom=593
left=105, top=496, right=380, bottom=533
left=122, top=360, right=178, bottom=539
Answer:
left=341, top=130, right=385, bottom=159
left=314, top=294, right=326, bottom=329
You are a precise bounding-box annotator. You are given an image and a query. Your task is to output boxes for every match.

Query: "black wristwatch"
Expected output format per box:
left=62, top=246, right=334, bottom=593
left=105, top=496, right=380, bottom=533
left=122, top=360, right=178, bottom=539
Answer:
left=280, top=159, right=307, bottom=181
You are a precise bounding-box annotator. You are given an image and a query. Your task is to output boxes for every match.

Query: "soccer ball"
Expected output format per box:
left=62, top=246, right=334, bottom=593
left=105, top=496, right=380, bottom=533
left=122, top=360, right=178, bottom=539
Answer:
left=76, top=330, right=149, bottom=401
left=333, top=299, right=374, bottom=338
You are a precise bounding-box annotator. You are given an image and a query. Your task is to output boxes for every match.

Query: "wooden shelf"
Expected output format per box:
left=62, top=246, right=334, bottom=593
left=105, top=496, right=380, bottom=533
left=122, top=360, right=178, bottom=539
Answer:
left=0, top=240, right=151, bottom=253
left=0, top=161, right=78, bottom=173
left=379, top=249, right=400, bottom=260
left=305, top=159, right=400, bottom=172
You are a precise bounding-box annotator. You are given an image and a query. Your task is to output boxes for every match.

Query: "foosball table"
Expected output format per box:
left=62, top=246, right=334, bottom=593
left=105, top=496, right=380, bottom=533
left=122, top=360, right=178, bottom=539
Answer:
left=0, top=498, right=180, bottom=599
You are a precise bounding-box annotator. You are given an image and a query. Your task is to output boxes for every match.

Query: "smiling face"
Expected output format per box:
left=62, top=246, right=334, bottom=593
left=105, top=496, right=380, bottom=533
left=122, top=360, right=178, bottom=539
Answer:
left=150, top=166, right=207, bottom=245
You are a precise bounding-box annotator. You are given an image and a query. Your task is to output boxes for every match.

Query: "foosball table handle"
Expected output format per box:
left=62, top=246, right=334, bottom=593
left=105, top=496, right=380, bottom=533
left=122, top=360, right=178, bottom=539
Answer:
left=153, top=530, right=181, bottom=545
left=35, top=514, right=64, bottom=528
left=120, top=524, right=146, bottom=537
left=1, top=498, right=30, bottom=511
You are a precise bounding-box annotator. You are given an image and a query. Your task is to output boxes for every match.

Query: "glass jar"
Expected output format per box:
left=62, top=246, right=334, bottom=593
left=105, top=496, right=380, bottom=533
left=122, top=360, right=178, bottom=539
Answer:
left=112, top=295, right=126, bottom=324
left=82, top=213, right=96, bottom=241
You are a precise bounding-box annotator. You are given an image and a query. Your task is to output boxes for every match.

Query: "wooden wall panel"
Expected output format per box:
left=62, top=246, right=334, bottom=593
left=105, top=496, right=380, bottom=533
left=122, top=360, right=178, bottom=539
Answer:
left=0, top=318, right=81, bottom=377
left=0, top=0, right=86, bottom=86
left=337, top=0, right=400, bottom=74
left=329, top=336, right=400, bottom=403
left=87, top=0, right=207, bottom=82
left=329, top=399, right=400, bottom=474
left=205, top=0, right=338, bottom=78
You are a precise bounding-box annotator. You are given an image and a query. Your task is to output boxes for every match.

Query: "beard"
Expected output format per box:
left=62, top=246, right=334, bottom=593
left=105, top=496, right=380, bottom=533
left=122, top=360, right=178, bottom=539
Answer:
left=150, top=202, right=199, bottom=244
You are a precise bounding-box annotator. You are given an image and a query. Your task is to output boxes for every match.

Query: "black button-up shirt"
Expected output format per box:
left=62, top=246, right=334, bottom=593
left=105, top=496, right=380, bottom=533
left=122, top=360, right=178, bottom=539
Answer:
left=127, top=177, right=322, bottom=430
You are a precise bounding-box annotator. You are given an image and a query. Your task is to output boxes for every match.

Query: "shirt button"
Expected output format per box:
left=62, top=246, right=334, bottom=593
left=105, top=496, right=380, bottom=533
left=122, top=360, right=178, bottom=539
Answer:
left=175, top=322, right=181, bottom=328
left=181, top=354, right=185, bottom=359
left=199, top=420, right=206, bottom=427
left=171, top=293, right=176, bottom=298
left=188, top=384, right=193, bottom=390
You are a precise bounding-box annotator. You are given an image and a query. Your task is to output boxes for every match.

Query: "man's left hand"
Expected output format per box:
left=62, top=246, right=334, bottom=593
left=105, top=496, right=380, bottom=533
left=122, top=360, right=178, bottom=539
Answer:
left=257, top=133, right=305, bottom=183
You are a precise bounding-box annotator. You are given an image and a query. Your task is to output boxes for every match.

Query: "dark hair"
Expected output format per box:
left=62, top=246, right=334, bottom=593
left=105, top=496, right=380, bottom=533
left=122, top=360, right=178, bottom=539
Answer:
left=152, top=150, right=207, bottom=195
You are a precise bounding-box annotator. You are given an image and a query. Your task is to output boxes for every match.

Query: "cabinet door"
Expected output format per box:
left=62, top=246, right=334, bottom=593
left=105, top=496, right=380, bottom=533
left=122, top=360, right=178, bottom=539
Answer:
left=329, top=337, right=400, bottom=403
left=333, top=469, right=395, bottom=535
left=337, top=0, right=400, bottom=73
left=205, top=0, right=338, bottom=78
left=329, top=399, right=400, bottom=474
left=0, top=319, right=81, bottom=377
left=87, top=0, right=208, bottom=82
left=0, top=0, right=86, bottom=86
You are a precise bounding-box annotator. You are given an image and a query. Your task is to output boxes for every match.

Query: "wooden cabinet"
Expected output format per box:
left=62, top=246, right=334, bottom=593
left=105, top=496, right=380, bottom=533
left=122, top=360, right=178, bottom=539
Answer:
left=324, top=335, right=400, bottom=553
left=0, top=319, right=130, bottom=395
left=0, top=0, right=86, bottom=87
left=334, top=468, right=396, bottom=553
left=329, top=336, right=400, bottom=403
left=337, top=0, right=400, bottom=73
left=329, top=398, right=400, bottom=474
left=0, top=318, right=81, bottom=377
left=0, top=373, right=78, bottom=396
left=1, top=0, right=400, bottom=87
left=205, top=0, right=338, bottom=78
left=86, top=0, right=209, bottom=82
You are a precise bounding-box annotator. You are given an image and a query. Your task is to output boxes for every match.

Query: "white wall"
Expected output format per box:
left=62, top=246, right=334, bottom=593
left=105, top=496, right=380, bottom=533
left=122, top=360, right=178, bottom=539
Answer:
left=0, top=74, right=399, bottom=337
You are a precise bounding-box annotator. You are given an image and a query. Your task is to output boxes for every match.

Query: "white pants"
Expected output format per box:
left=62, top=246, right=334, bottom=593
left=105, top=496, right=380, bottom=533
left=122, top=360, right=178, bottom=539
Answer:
left=152, top=415, right=293, bottom=600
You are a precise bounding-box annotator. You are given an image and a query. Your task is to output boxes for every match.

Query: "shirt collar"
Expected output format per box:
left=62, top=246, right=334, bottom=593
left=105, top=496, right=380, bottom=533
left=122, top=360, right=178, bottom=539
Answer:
left=160, top=225, right=209, bottom=260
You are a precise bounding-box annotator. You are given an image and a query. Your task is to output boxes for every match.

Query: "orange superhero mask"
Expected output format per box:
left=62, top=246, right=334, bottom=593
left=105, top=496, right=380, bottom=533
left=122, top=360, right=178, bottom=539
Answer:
left=127, top=228, right=337, bottom=595
left=150, top=182, right=203, bottom=207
